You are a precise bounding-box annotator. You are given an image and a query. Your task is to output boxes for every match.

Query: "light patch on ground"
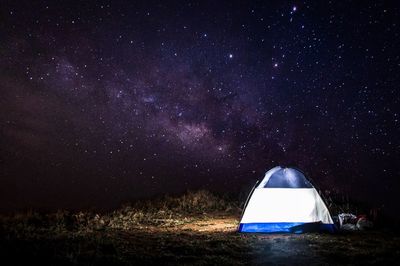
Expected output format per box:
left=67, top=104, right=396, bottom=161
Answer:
left=180, top=217, right=238, bottom=232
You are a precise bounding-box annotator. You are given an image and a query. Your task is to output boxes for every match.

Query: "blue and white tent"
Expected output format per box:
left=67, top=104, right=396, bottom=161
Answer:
left=239, top=166, right=335, bottom=233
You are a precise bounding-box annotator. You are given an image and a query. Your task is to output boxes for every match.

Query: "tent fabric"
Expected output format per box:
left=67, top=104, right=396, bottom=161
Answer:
left=239, top=166, right=335, bottom=233
left=262, top=168, right=313, bottom=188
left=238, top=222, right=335, bottom=233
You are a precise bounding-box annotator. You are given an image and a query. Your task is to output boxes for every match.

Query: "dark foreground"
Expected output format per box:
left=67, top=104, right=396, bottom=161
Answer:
left=1, top=192, right=399, bottom=265
left=2, top=216, right=400, bottom=265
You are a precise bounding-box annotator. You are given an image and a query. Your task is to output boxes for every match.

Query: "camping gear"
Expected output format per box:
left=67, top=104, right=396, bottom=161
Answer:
left=238, top=166, right=335, bottom=233
left=338, top=213, right=374, bottom=231
left=338, top=213, right=357, bottom=228
left=356, top=215, right=373, bottom=230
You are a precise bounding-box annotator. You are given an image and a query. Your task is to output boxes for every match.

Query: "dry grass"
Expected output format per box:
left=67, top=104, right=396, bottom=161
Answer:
left=0, top=190, right=240, bottom=233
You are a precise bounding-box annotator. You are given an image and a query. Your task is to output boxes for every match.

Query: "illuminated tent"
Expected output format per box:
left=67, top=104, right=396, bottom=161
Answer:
left=238, top=166, right=335, bottom=233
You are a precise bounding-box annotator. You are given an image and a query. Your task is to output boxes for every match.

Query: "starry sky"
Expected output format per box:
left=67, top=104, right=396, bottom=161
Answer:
left=1, top=1, right=399, bottom=212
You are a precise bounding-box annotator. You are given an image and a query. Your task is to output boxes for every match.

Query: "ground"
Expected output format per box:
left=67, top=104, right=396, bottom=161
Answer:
left=1, top=191, right=399, bottom=265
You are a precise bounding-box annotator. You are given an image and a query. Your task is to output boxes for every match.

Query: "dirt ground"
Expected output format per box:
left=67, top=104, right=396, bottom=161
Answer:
left=1, top=214, right=400, bottom=265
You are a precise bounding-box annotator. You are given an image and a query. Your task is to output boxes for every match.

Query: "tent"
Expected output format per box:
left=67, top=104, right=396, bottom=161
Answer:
left=238, top=166, right=335, bottom=233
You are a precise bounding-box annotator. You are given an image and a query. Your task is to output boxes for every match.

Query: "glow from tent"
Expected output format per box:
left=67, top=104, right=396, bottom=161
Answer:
left=257, top=189, right=315, bottom=222
left=240, top=188, right=318, bottom=223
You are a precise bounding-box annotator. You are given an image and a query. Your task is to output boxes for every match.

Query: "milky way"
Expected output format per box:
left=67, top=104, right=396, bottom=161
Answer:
left=1, top=1, right=399, bottom=211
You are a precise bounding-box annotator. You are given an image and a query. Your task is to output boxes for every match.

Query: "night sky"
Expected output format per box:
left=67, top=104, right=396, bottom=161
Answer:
left=1, top=1, right=399, bottom=213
